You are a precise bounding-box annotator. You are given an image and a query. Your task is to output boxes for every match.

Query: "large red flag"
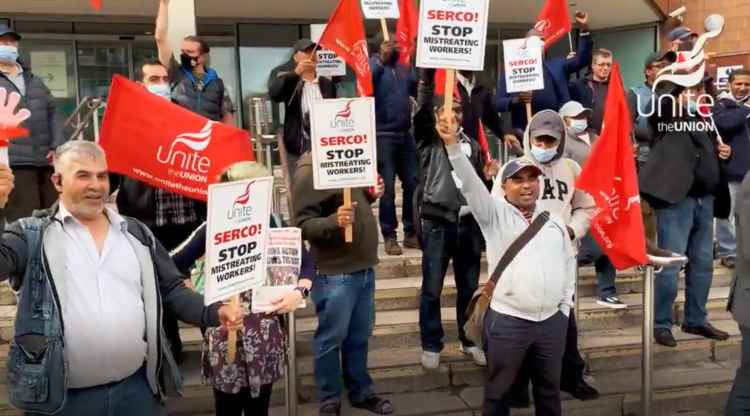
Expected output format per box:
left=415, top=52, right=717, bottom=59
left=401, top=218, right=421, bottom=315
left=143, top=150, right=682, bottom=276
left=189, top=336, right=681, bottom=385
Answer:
left=100, top=75, right=255, bottom=202
left=90, top=0, right=102, bottom=11
left=395, top=0, right=418, bottom=66
left=318, top=0, right=373, bottom=96
left=535, top=0, right=572, bottom=49
left=575, top=63, right=648, bottom=270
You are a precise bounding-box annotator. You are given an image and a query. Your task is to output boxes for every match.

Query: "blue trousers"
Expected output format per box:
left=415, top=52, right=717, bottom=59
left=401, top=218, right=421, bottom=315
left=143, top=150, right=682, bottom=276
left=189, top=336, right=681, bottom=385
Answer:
left=654, top=195, right=715, bottom=329
left=312, top=268, right=376, bottom=405
left=376, top=133, right=418, bottom=238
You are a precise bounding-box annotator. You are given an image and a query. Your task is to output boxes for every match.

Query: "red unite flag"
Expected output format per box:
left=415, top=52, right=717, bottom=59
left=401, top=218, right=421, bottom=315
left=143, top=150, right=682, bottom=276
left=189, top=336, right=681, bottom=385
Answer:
left=100, top=75, right=255, bottom=202
left=536, top=0, right=572, bottom=49
left=90, top=0, right=102, bottom=11
left=318, top=0, right=373, bottom=96
left=575, top=63, right=648, bottom=270
left=396, top=0, right=418, bottom=66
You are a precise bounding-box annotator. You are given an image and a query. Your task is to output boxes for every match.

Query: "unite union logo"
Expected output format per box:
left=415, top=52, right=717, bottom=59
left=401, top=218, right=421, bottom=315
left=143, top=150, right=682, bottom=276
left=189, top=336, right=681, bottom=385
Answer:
left=227, top=180, right=255, bottom=221
left=331, top=100, right=356, bottom=129
left=156, top=121, right=214, bottom=182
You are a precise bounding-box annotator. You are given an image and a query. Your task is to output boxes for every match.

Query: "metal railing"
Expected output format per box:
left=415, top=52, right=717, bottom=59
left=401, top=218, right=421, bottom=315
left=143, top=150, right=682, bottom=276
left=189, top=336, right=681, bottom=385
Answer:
left=63, top=96, right=105, bottom=142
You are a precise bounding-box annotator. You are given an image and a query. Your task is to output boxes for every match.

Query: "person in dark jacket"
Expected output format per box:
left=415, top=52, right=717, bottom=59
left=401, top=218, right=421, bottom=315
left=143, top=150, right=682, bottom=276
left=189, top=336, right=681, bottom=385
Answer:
left=0, top=140, right=240, bottom=415
left=292, top=153, right=393, bottom=416
left=414, top=68, right=493, bottom=371
left=712, top=69, right=750, bottom=269
left=0, top=25, right=65, bottom=222
left=269, top=39, right=337, bottom=181
left=639, top=81, right=733, bottom=347
left=155, top=0, right=234, bottom=124
left=569, top=48, right=612, bottom=134
left=726, top=173, right=750, bottom=415
left=496, top=12, right=592, bottom=132
left=370, top=34, right=419, bottom=255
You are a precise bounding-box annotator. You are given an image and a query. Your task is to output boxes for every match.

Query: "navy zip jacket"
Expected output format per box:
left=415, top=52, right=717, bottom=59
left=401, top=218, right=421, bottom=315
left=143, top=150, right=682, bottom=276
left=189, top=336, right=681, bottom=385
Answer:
left=713, top=95, right=750, bottom=182
left=496, top=34, right=593, bottom=131
left=370, top=56, right=417, bottom=134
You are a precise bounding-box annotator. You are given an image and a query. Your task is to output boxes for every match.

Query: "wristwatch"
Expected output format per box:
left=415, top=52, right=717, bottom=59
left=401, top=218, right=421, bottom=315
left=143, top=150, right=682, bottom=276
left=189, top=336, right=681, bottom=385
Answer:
left=294, top=286, right=310, bottom=299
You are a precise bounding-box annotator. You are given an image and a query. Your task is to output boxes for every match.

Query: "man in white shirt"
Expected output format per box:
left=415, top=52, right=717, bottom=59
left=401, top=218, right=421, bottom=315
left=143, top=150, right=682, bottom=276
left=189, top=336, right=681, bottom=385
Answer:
left=0, top=140, right=241, bottom=415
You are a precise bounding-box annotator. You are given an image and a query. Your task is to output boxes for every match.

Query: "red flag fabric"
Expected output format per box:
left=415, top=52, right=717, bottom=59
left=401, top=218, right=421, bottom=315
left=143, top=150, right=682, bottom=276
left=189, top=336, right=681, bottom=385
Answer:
left=90, top=0, right=102, bottom=11
left=535, top=0, right=572, bottom=49
left=434, top=69, right=458, bottom=98
left=318, top=0, right=373, bottom=97
left=100, top=75, right=255, bottom=202
left=396, top=0, right=418, bottom=66
left=575, top=63, right=648, bottom=270
left=477, top=120, right=491, bottom=161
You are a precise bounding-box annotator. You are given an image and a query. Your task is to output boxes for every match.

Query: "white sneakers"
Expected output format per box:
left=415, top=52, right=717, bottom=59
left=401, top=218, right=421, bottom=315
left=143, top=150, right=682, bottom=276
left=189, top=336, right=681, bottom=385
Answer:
left=460, top=345, right=487, bottom=367
left=421, top=351, right=440, bottom=370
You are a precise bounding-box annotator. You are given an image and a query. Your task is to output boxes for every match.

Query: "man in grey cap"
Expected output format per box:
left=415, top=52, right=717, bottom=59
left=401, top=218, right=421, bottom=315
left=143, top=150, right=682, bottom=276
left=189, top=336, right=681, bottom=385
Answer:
left=668, top=26, right=698, bottom=52
left=439, top=105, right=576, bottom=415
left=269, top=39, right=337, bottom=180
left=0, top=24, right=65, bottom=221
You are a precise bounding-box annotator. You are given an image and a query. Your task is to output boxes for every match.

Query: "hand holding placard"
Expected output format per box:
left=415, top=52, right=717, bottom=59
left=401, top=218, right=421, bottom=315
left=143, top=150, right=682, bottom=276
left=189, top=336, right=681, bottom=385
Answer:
left=337, top=198, right=357, bottom=242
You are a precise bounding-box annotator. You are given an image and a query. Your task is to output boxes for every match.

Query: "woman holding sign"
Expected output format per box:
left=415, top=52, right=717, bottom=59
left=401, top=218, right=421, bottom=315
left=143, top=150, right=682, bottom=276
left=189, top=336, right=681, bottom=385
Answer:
left=172, top=161, right=315, bottom=416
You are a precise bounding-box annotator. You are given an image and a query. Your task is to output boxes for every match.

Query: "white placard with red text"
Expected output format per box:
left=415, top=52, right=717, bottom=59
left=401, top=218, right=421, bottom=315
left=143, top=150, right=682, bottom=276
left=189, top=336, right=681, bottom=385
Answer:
left=503, top=37, right=545, bottom=94
left=416, top=0, right=489, bottom=70
left=252, top=227, right=304, bottom=313
left=310, top=97, right=378, bottom=190
left=204, top=176, right=273, bottom=305
left=310, top=24, right=347, bottom=78
left=361, top=0, right=400, bottom=19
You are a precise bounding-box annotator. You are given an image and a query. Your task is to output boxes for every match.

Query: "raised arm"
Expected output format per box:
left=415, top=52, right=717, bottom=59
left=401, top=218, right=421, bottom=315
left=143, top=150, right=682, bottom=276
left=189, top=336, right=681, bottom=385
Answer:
left=155, top=0, right=173, bottom=67
left=171, top=222, right=206, bottom=275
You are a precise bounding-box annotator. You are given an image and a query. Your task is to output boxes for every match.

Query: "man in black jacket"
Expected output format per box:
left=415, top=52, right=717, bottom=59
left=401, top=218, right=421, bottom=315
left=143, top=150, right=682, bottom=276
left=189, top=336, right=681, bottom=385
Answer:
left=269, top=39, right=337, bottom=181
left=0, top=25, right=65, bottom=222
left=640, top=81, right=733, bottom=347
left=415, top=68, right=495, bottom=370
left=569, top=48, right=613, bottom=135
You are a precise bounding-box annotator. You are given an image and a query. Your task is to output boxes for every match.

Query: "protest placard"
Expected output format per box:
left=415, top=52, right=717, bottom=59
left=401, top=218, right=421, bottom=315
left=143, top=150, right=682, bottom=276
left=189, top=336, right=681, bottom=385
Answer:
left=252, top=227, right=303, bottom=313
left=503, top=37, right=545, bottom=94
left=310, top=24, right=347, bottom=78
left=204, top=176, right=273, bottom=306
left=361, top=0, right=400, bottom=19
left=310, top=97, right=378, bottom=190
left=415, top=0, right=489, bottom=71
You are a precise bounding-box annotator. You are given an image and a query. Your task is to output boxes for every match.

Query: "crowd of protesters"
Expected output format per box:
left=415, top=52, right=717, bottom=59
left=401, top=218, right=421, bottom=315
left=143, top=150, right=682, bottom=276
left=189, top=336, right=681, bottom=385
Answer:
left=0, top=2, right=748, bottom=415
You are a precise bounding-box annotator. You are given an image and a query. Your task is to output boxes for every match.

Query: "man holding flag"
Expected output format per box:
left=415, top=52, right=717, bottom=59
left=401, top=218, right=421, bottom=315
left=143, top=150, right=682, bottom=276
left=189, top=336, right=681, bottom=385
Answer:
left=496, top=8, right=592, bottom=132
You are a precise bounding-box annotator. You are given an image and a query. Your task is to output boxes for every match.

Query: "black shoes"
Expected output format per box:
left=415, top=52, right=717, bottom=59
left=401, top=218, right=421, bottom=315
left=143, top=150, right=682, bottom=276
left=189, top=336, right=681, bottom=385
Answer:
left=720, top=257, right=736, bottom=269
left=351, top=396, right=394, bottom=415
left=319, top=402, right=341, bottom=416
left=654, top=328, right=677, bottom=347
left=682, top=323, right=730, bottom=341
left=561, top=378, right=600, bottom=401
left=403, top=233, right=420, bottom=249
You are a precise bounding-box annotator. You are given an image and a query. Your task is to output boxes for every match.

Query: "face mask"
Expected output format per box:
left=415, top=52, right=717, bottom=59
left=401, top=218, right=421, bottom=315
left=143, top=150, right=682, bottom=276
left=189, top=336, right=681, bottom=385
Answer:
left=531, top=145, right=558, bottom=163
left=569, top=119, right=588, bottom=134
left=180, top=53, right=197, bottom=69
left=0, top=45, right=18, bottom=63
left=147, top=83, right=171, bottom=100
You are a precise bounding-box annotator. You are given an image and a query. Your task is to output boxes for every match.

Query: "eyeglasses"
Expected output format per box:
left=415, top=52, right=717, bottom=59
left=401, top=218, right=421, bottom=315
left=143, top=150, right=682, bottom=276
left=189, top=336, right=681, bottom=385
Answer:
left=594, top=62, right=612, bottom=68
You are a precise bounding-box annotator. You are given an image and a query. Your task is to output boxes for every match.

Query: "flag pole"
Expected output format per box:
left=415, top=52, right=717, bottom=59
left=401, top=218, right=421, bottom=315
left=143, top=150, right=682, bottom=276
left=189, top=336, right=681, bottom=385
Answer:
left=380, top=18, right=390, bottom=41
left=567, top=32, right=574, bottom=54
left=525, top=102, right=533, bottom=124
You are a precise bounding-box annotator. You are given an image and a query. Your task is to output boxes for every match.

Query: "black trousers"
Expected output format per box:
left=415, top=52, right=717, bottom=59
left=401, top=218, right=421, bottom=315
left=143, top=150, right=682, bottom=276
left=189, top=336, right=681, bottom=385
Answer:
left=482, top=309, right=568, bottom=416
left=5, top=166, right=57, bottom=222
left=213, top=384, right=273, bottom=416
left=506, top=309, right=586, bottom=404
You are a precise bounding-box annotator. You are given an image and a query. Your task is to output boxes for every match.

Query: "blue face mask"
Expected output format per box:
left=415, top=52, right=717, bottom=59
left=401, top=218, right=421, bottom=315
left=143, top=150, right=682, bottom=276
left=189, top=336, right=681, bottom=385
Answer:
left=0, top=45, right=18, bottom=63
left=531, top=145, right=558, bottom=163
left=147, top=83, right=171, bottom=100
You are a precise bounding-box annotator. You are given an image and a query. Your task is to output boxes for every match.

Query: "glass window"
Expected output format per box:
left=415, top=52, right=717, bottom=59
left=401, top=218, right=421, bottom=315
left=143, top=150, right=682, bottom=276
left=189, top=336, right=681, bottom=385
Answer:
left=209, top=46, right=240, bottom=127
left=592, top=26, right=657, bottom=89
left=239, top=46, right=293, bottom=131
left=76, top=42, right=129, bottom=99
left=17, top=40, right=77, bottom=139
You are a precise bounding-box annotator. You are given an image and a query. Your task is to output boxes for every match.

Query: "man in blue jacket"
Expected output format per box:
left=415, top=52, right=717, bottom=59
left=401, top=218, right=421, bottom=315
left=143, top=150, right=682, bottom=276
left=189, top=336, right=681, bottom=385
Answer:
left=713, top=69, right=750, bottom=269
left=370, top=34, right=419, bottom=255
left=496, top=12, right=592, bottom=133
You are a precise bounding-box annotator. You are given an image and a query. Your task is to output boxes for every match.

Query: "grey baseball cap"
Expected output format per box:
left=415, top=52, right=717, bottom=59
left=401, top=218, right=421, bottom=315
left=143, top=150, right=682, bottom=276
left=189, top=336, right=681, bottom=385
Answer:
left=559, top=101, right=592, bottom=119
left=645, top=50, right=677, bottom=67
left=528, top=110, right=565, bottom=141
left=0, top=24, right=20, bottom=41
left=293, top=39, right=317, bottom=52
left=668, top=27, right=697, bottom=42
left=501, top=158, right=543, bottom=183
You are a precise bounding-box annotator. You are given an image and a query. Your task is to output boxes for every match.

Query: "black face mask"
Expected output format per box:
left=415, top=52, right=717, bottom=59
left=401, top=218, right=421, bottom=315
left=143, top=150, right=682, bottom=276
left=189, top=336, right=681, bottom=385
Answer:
left=387, top=50, right=400, bottom=65
left=180, top=53, right=198, bottom=69
left=678, top=41, right=695, bottom=52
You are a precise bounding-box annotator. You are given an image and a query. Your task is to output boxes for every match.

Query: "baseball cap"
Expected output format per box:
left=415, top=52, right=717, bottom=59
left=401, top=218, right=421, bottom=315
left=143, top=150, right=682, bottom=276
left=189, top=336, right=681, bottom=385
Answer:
left=0, top=24, right=21, bottom=41
left=501, top=158, right=543, bottom=183
left=293, top=39, right=317, bottom=53
left=528, top=110, right=565, bottom=141
left=559, top=101, right=592, bottom=119
left=668, top=27, right=697, bottom=42
left=644, top=50, right=677, bottom=67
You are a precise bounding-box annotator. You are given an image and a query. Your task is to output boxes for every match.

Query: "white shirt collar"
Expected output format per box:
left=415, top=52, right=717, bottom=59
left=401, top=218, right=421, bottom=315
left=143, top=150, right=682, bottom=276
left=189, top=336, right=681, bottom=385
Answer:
left=57, top=202, right=127, bottom=232
left=457, top=73, right=475, bottom=94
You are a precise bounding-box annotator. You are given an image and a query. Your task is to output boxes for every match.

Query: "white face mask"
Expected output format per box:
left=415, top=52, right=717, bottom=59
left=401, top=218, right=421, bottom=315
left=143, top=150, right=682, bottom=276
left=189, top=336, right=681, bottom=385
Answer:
left=531, top=145, right=558, bottom=163
left=147, top=83, right=171, bottom=100
left=569, top=119, right=588, bottom=134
